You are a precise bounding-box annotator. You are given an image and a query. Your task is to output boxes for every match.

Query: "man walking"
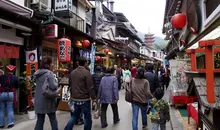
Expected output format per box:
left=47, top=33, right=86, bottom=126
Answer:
left=65, top=57, right=96, bottom=130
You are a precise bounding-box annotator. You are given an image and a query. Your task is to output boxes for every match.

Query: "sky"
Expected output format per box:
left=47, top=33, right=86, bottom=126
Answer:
left=112, top=0, right=166, bottom=38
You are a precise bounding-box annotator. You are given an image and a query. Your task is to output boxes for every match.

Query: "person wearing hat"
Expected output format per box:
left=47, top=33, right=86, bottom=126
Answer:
left=0, top=65, right=19, bottom=128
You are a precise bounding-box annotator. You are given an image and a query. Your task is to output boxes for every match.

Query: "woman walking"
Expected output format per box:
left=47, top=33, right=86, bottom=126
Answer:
left=34, top=57, right=59, bottom=130
left=0, top=65, right=19, bottom=128
left=98, top=67, right=120, bottom=128
left=123, top=66, right=131, bottom=89
left=130, top=68, right=153, bottom=130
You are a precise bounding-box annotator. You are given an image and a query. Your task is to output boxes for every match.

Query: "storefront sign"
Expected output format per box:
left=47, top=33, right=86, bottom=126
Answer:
left=57, top=38, right=71, bottom=62
left=25, top=49, right=38, bottom=75
left=44, top=24, right=58, bottom=38
left=26, top=49, right=38, bottom=63
left=90, top=45, right=96, bottom=74
left=55, top=0, right=73, bottom=17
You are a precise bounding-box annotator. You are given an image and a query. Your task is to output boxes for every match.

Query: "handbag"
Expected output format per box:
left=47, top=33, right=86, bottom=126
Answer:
left=125, top=78, right=133, bottom=103
left=42, top=72, right=58, bottom=98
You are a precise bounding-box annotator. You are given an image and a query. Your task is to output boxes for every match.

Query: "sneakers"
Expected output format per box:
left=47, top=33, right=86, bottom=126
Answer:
left=142, top=125, right=148, bottom=130
left=101, top=124, right=108, bottom=128
left=114, top=119, right=120, bottom=124
left=8, top=124, right=14, bottom=128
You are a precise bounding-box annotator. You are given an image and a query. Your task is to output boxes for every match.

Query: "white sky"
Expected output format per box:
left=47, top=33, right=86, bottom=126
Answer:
left=113, top=0, right=166, bottom=38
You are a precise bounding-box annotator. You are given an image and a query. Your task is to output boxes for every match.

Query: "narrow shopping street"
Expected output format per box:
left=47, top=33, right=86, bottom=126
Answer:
left=9, top=90, right=172, bottom=130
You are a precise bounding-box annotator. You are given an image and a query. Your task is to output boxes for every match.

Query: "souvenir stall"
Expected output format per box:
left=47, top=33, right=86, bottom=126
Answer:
left=169, top=57, right=197, bottom=107
left=185, top=40, right=220, bottom=130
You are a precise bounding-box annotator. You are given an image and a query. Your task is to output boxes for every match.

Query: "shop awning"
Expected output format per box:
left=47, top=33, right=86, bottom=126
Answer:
left=0, top=0, right=33, bottom=18
left=165, top=46, right=179, bottom=60
left=0, top=3, right=39, bottom=32
left=152, top=57, right=163, bottom=62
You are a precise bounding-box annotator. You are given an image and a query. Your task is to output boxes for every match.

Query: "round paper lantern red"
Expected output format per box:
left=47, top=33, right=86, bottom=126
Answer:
left=171, top=13, right=187, bottom=29
left=104, top=49, right=109, bottom=54
left=123, top=58, right=127, bottom=62
left=96, top=56, right=100, bottom=61
left=82, top=40, right=90, bottom=48
left=57, top=38, right=71, bottom=62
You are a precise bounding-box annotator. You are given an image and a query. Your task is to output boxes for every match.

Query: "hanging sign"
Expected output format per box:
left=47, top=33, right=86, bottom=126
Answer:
left=90, top=44, right=96, bottom=74
left=44, top=24, right=58, bottom=38
left=25, top=49, right=38, bottom=75
left=57, top=38, right=71, bottom=62
left=55, top=0, right=73, bottom=18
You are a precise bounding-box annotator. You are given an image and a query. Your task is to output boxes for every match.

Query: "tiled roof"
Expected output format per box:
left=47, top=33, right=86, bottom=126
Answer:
left=193, top=77, right=220, bottom=109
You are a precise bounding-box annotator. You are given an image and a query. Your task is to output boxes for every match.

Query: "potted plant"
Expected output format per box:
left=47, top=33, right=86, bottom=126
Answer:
left=20, top=71, right=36, bottom=119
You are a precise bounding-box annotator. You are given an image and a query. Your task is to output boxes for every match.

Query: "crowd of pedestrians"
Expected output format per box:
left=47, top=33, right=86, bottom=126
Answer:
left=31, top=56, right=171, bottom=130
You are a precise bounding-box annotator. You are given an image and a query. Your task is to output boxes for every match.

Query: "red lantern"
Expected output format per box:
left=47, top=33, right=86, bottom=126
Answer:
left=171, top=13, right=187, bottom=29
left=104, top=49, right=109, bottom=54
left=57, top=38, right=71, bottom=62
left=123, top=58, right=127, bottom=62
left=96, top=56, right=100, bottom=61
left=82, top=40, right=90, bottom=48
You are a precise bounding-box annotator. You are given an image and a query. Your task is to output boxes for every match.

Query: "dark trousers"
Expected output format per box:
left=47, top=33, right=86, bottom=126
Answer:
left=101, top=103, right=119, bottom=126
left=163, top=78, right=170, bottom=90
left=35, top=113, right=58, bottom=130
left=65, top=101, right=92, bottom=130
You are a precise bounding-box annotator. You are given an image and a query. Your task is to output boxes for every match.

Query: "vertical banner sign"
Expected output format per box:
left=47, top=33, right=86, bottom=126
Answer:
left=25, top=49, right=38, bottom=75
left=90, top=44, right=96, bottom=74
left=57, top=38, right=71, bottom=62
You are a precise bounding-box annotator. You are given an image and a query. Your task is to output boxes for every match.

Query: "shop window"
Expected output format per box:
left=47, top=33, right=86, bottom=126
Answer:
left=205, top=0, right=220, bottom=18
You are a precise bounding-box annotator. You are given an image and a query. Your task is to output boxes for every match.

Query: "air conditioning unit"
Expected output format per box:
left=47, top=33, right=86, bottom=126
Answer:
left=31, top=0, right=50, bottom=12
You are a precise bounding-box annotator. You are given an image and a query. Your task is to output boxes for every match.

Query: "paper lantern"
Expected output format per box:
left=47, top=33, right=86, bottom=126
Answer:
left=96, top=56, right=100, bottom=61
left=171, top=13, right=187, bottom=29
left=57, top=38, right=71, bottom=62
left=123, top=58, right=127, bottom=62
left=76, top=41, right=82, bottom=48
left=104, top=49, right=109, bottom=54
left=82, top=40, right=90, bottom=48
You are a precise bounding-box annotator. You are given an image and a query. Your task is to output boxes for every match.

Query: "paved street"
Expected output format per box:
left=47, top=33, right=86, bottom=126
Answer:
left=8, top=90, right=172, bottom=130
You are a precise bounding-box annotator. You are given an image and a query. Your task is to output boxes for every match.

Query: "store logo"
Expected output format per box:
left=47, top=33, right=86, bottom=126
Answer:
left=29, top=53, right=36, bottom=62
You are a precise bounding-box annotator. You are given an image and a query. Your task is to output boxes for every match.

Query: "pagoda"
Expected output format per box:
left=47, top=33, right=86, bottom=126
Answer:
left=144, top=33, right=155, bottom=46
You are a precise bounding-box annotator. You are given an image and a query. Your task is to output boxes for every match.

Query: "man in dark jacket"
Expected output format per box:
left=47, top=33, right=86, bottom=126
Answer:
left=65, top=57, right=96, bottom=130
left=92, top=66, right=104, bottom=96
left=144, top=64, right=159, bottom=94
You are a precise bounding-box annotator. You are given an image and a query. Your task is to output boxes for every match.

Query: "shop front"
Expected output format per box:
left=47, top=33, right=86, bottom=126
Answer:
left=0, top=1, right=40, bottom=113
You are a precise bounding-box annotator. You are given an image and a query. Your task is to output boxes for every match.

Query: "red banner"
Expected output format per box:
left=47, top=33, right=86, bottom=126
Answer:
left=57, top=38, right=71, bottom=62
left=0, top=44, right=20, bottom=58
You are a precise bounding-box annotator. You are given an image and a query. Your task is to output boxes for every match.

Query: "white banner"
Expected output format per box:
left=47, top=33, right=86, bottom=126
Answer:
left=26, top=49, right=38, bottom=63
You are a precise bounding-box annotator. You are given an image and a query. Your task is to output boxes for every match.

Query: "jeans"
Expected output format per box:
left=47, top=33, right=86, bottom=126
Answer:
left=101, top=103, right=119, bottom=127
left=65, top=101, right=92, bottom=130
left=34, top=113, right=58, bottom=130
left=152, top=123, right=166, bottom=130
left=132, top=103, right=148, bottom=130
left=0, top=92, right=14, bottom=126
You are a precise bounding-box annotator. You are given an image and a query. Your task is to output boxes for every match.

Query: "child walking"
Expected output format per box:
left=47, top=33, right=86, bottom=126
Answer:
left=150, top=88, right=170, bottom=130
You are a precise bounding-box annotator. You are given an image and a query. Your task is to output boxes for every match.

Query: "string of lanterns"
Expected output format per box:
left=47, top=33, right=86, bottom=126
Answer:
left=76, top=40, right=90, bottom=48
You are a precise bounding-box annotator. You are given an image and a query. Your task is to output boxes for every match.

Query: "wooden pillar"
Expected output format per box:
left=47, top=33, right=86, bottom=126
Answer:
left=205, top=46, right=215, bottom=103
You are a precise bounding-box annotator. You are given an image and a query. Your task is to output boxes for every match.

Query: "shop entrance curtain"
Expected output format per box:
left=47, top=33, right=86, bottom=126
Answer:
left=0, top=43, right=20, bottom=58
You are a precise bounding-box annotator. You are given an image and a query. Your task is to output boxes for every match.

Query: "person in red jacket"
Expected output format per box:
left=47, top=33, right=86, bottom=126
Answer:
left=131, top=64, right=137, bottom=78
